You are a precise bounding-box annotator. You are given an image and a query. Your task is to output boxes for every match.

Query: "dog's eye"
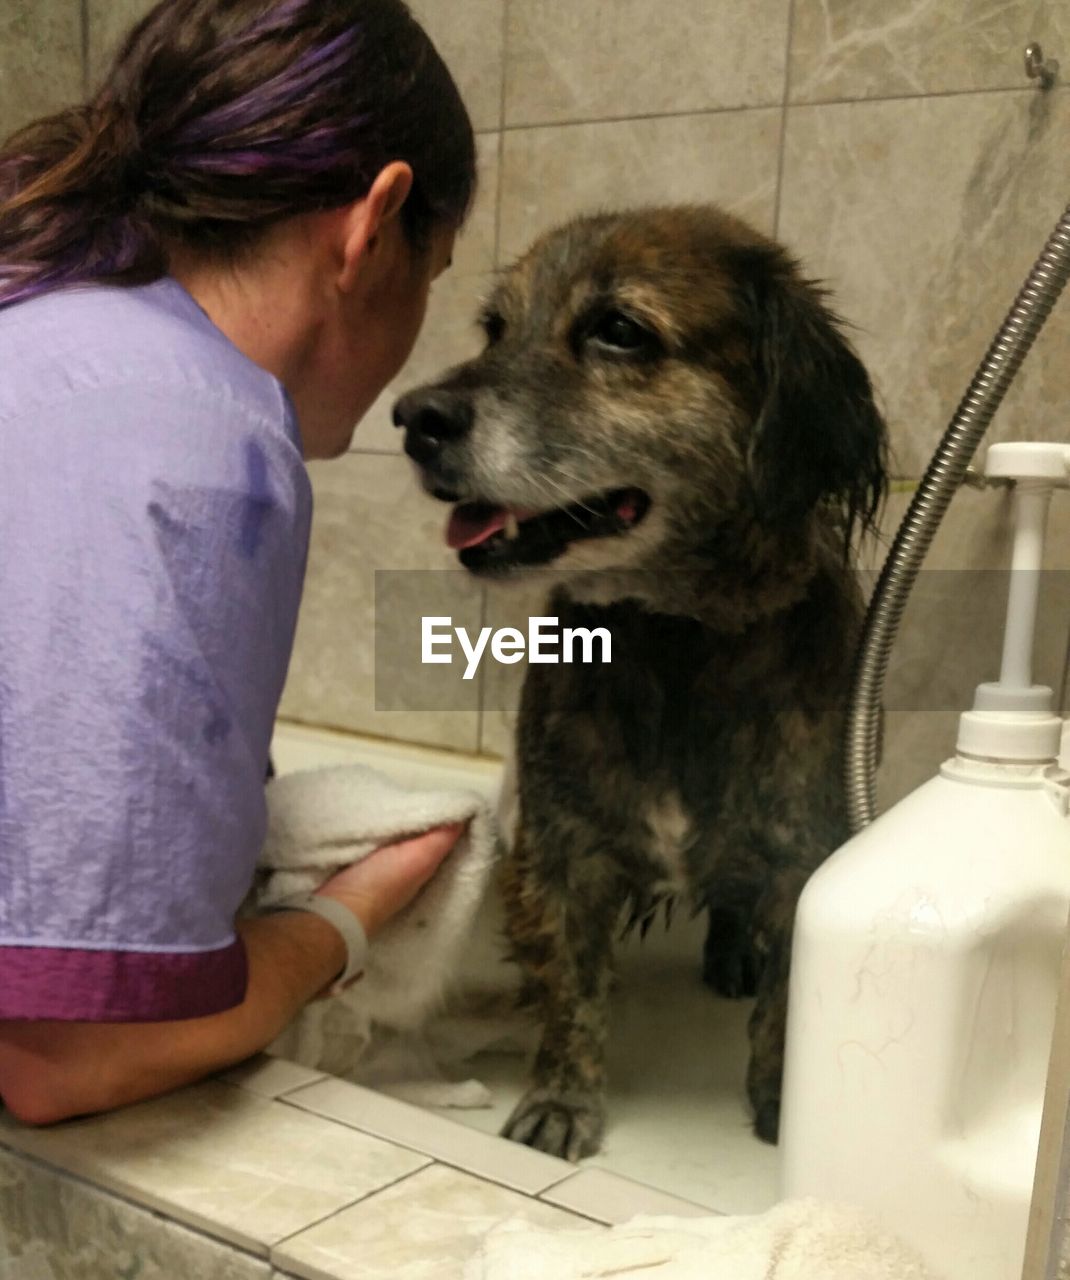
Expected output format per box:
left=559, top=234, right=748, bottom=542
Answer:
left=589, top=312, right=654, bottom=354
left=481, top=312, right=506, bottom=346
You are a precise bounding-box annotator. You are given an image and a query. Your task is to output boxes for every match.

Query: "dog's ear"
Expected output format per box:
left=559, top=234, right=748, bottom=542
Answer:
left=740, top=251, right=887, bottom=544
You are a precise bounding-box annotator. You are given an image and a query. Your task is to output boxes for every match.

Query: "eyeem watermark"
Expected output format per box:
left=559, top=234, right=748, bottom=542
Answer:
left=422, top=616, right=613, bottom=680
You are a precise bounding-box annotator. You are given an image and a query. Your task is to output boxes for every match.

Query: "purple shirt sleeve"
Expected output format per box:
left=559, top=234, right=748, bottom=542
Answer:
left=0, top=281, right=311, bottom=1021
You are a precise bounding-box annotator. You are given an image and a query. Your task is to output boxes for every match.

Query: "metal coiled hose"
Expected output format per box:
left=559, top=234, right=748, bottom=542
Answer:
left=845, top=199, right=1070, bottom=833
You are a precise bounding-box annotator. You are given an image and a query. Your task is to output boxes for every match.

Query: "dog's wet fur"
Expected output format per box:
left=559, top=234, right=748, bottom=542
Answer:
left=394, top=205, right=887, bottom=1161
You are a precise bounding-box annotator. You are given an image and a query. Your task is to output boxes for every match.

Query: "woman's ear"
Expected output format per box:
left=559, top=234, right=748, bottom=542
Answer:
left=338, top=162, right=414, bottom=293
left=742, top=252, right=887, bottom=545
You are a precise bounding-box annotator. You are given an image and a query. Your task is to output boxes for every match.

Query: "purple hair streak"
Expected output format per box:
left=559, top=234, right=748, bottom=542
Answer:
left=0, top=0, right=476, bottom=309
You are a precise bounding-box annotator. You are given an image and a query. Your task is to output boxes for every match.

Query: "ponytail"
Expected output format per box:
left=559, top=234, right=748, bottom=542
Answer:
left=0, top=101, right=165, bottom=307
left=0, top=0, right=476, bottom=310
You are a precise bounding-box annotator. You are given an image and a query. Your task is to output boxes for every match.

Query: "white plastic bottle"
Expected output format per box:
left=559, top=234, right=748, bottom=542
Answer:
left=780, top=443, right=1070, bottom=1280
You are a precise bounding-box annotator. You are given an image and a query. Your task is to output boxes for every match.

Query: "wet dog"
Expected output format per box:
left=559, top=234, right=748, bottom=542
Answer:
left=394, top=205, right=887, bottom=1161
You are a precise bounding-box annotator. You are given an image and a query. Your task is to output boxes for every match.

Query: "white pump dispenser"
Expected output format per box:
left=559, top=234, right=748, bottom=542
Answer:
left=956, top=444, right=1068, bottom=764
left=780, top=442, right=1070, bottom=1280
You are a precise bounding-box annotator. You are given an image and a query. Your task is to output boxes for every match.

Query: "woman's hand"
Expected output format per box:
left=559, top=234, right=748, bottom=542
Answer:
left=316, top=822, right=466, bottom=937
left=0, top=825, right=467, bottom=1127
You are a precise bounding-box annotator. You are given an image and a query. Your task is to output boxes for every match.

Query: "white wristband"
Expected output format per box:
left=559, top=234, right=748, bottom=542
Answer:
left=264, top=892, right=368, bottom=996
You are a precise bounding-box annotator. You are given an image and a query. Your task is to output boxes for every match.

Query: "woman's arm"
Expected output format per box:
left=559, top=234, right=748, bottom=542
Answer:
left=0, top=911, right=343, bottom=1125
left=0, top=824, right=462, bottom=1125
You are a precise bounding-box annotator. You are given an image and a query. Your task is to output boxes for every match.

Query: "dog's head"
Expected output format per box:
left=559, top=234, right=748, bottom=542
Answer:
left=395, top=206, right=886, bottom=598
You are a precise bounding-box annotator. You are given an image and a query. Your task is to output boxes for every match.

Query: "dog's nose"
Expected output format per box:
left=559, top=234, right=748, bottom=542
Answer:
left=393, top=389, right=473, bottom=465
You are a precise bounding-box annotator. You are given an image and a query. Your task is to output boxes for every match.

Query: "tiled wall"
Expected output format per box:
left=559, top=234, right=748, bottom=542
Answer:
left=3, top=1, right=1069, bottom=800
left=292, top=0, right=1070, bottom=805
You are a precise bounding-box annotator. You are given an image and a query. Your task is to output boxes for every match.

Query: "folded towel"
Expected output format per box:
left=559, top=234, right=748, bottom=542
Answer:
left=465, top=1198, right=939, bottom=1280
left=252, top=764, right=502, bottom=1093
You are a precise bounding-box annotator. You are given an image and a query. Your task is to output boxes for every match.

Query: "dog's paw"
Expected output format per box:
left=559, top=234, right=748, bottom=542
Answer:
left=752, top=1097, right=780, bottom=1145
left=702, top=932, right=760, bottom=999
left=501, top=1088, right=605, bottom=1162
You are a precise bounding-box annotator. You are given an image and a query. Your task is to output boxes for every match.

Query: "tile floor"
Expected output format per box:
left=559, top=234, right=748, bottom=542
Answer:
left=0, top=1055, right=711, bottom=1279
left=269, top=720, right=780, bottom=1215
left=0, top=720, right=780, bottom=1278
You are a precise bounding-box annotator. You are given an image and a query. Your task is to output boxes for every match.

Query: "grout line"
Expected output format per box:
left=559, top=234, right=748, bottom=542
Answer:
left=277, top=1094, right=572, bottom=1200
left=535, top=1169, right=721, bottom=1222
left=535, top=1202, right=612, bottom=1227
left=498, top=79, right=1066, bottom=136
left=269, top=1162, right=433, bottom=1257
left=273, top=716, right=504, bottom=765
left=394, top=1152, right=564, bottom=1199
left=276, top=1079, right=324, bottom=1103
left=346, top=444, right=402, bottom=457
left=538, top=1167, right=584, bottom=1197
left=275, top=712, right=487, bottom=755
left=772, top=0, right=796, bottom=239
left=476, top=586, right=490, bottom=752
left=493, top=0, right=511, bottom=269
left=501, top=100, right=782, bottom=134
left=1059, top=631, right=1070, bottom=717
left=274, top=1079, right=328, bottom=1102
left=787, top=80, right=1069, bottom=111
left=80, top=0, right=91, bottom=96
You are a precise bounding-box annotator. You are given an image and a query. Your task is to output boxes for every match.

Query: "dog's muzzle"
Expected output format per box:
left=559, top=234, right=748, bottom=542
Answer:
left=392, top=387, right=651, bottom=577
left=393, top=388, right=472, bottom=470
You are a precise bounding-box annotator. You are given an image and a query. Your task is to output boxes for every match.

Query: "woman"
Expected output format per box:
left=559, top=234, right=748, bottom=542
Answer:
left=0, top=0, right=476, bottom=1124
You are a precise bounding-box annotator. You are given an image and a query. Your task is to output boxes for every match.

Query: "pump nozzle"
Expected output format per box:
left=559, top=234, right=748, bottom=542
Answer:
left=956, top=443, right=1070, bottom=763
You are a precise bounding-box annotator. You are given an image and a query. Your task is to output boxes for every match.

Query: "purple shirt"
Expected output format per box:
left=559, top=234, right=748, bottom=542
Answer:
left=0, top=278, right=311, bottom=1021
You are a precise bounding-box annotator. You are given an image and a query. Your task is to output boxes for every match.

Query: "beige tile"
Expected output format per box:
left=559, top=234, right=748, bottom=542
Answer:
left=499, top=108, right=782, bottom=263
left=217, top=1053, right=326, bottom=1100
left=285, top=1076, right=572, bottom=1195
left=790, top=0, right=1070, bottom=103
left=504, top=0, right=789, bottom=126
left=878, top=709, right=961, bottom=809
left=0, top=1145, right=272, bottom=1279
left=409, top=0, right=505, bottom=133
left=0, top=1081, right=428, bottom=1255
left=540, top=1167, right=716, bottom=1226
left=863, top=484, right=1070, bottom=808
left=778, top=89, right=1070, bottom=477
left=87, top=0, right=156, bottom=87
left=272, top=1162, right=588, bottom=1280
left=88, top=0, right=504, bottom=128
left=455, top=133, right=502, bottom=276
left=0, top=0, right=83, bottom=136
left=278, top=453, right=484, bottom=751
left=352, top=272, right=492, bottom=454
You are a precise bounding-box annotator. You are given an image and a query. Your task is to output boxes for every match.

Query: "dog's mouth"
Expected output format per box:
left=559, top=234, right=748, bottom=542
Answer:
left=440, top=488, right=651, bottom=574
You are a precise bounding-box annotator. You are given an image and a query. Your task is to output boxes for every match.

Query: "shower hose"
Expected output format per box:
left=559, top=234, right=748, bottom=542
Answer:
left=844, top=198, right=1070, bottom=833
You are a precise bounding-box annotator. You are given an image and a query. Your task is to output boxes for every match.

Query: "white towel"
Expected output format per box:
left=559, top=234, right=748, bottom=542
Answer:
left=252, top=764, right=503, bottom=1098
left=465, top=1199, right=939, bottom=1280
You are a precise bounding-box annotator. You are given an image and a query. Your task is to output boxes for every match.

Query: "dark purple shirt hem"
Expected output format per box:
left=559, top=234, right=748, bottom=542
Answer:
left=0, top=939, right=248, bottom=1022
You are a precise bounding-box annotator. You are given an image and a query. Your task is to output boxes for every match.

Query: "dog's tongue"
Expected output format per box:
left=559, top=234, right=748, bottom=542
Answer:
left=447, top=503, right=510, bottom=550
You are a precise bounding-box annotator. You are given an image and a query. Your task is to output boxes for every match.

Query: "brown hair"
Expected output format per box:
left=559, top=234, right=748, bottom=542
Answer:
left=0, top=0, right=477, bottom=308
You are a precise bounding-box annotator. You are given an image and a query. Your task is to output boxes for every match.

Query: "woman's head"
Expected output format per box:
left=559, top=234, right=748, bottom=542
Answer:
left=0, top=0, right=477, bottom=309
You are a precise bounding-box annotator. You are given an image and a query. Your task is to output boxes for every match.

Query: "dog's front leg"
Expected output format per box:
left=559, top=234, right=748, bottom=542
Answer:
left=500, top=826, right=626, bottom=1162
